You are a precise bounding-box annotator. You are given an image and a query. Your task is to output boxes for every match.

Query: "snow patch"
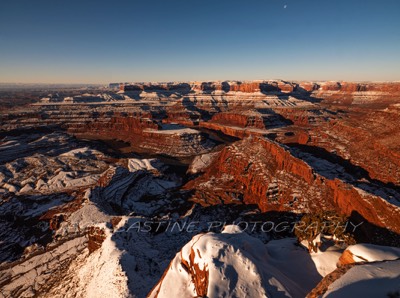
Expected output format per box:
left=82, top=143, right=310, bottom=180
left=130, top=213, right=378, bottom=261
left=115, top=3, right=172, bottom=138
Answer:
left=346, top=244, right=400, bottom=263
left=323, top=260, right=400, bottom=298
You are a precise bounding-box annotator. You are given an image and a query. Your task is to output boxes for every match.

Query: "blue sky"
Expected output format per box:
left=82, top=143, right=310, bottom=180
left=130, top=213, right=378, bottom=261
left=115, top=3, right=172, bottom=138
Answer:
left=0, top=0, right=399, bottom=83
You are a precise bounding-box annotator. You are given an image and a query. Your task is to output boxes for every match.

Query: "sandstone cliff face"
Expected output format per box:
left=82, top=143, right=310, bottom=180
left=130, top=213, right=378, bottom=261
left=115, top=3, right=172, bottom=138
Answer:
left=121, top=82, right=191, bottom=93
left=229, top=82, right=262, bottom=93
left=199, top=121, right=256, bottom=139
left=69, top=115, right=215, bottom=157
left=303, top=110, right=400, bottom=185
left=320, top=82, right=342, bottom=91
left=298, top=82, right=320, bottom=92
left=198, top=109, right=294, bottom=140
left=117, top=81, right=400, bottom=101
left=208, top=112, right=266, bottom=129
left=270, top=103, right=400, bottom=185
left=191, top=81, right=229, bottom=92
left=313, top=82, right=400, bottom=103
left=185, top=137, right=329, bottom=212
left=185, top=137, right=400, bottom=235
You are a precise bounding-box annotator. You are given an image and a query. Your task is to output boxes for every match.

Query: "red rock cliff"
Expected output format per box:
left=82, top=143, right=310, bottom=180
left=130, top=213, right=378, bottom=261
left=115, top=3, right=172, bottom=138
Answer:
left=185, top=137, right=400, bottom=234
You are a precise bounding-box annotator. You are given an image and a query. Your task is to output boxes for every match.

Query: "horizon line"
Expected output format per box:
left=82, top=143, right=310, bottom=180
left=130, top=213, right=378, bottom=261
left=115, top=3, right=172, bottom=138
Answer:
left=1, top=79, right=400, bottom=85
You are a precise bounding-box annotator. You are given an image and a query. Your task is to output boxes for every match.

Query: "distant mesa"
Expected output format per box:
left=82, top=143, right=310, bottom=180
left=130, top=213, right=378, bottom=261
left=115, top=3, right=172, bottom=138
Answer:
left=36, top=80, right=400, bottom=104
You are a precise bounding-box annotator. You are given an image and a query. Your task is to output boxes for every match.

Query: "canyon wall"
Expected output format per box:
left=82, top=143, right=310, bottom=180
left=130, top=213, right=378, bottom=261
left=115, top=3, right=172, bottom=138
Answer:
left=185, top=137, right=400, bottom=235
left=118, top=80, right=400, bottom=102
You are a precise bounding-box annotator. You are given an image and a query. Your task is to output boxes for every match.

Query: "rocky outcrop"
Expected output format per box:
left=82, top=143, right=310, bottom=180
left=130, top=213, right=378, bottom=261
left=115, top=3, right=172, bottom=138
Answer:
left=199, top=121, right=256, bottom=139
left=229, top=81, right=263, bottom=93
left=70, top=116, right=215, bottom=157
left=337, top=249, right=357, bottom=266
left=139, top=128, right=215, bottom=157
left=309, top=119, right=400, bottom=185
left=120, top=82, right=191, bottom=93
left=306, top=263, right=355, bottom=298
left=337, top=244, right=400, bottom=266
left=149, top=226, right=304, bottom=298
left=179, top=247, right=209, bottom=297
left=198, top=109, right=294, bottom=139
left=309, top=245, right=400, bottom=297
left=208, top=111, right=266, bottom=129
left=122, top=80, right=297, bottom=94
left=0, top=235, right=88, bottom=298
left=90, top=158, right=182, bottom=216
left=185, top=136, right=400, bottom=236
left=187, top=152, right=219, bottom=174
left=298, top=82, right=320, bottom=92
left=116, top=81, right=400, bottom=102
left=186, top=136, right=320, bottom=210
left=87, top=227, right=106, bottom=254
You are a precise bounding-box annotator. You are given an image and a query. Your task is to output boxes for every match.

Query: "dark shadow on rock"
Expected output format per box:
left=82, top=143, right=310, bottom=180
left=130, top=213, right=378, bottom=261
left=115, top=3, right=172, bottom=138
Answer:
left=286, top=143, right=400, bottom=202
left=195, top=127, right=240, bottom=144
left=0, top=192, right=74, bottom=262
left=0, top=125, right=64, bottom=139
left=88, top=156, right=196, bottom=218
left=256, top=108, right=294, bottom=129
left=123, top=83, right=192, bottom=100
left=349, top=211, right=400, bottom=247
left=324, top=275, right=400, bottom=298
left=0, top=129, right=106, bottom=164
left=112, top=208, right=323, bottom=297
left=181, top=96, right=214, bottom=120
left=259, top=82, right=323, bottom=103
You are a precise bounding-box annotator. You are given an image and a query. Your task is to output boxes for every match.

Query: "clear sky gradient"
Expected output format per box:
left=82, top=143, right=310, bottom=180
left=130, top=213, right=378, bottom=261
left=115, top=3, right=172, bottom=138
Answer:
left=0, top=0, right=399, bottom=83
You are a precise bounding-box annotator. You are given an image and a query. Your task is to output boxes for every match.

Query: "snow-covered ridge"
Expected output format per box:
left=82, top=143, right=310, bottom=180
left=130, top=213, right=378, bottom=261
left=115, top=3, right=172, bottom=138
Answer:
left=322, top=260, right=400, bottom=298
left=150, top=226, right=344, bottom=298
left=342, top=243, right=400, bottom=264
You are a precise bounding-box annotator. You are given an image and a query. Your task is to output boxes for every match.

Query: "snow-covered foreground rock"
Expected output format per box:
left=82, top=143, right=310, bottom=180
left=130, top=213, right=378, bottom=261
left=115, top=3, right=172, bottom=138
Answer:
left=322, top=260, right=400, bottom=298
left=341, top=243, right=400, bottom=264
left=309, top=244, right=400, bottom=298
left=3, top=214, right=398, bottom=298
left=47, top=223, right=131, bottom=298
left=149, top=226, right=343, bottom=298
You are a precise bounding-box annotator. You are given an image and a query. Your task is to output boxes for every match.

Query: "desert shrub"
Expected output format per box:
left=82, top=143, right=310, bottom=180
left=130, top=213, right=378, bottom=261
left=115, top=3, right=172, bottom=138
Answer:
left=294, top=211, right=356, bottom=252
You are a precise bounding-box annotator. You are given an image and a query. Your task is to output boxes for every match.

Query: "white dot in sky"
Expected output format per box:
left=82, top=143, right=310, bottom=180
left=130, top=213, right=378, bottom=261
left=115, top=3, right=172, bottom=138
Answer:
left=284, top=5, right=287, bottom=9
